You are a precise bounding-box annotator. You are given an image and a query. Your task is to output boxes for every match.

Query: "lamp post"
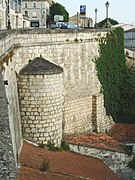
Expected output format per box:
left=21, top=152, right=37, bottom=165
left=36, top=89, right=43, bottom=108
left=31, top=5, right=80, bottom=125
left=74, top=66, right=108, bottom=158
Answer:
left=95, top=8, right=98, bottom=28
left=105, top=1, right=109, bottom=28
left=77, top=12, right=79, bottom=26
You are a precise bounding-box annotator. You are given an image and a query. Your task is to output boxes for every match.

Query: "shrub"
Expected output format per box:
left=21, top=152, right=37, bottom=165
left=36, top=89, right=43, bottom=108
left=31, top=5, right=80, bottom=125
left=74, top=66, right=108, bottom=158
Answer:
left=47, top=140, right=61, bottom=151
left=128, top=156, right=135, bottom=170
left=38, top=141, right=45, bottom=148
left=74, top=38, right=79, bottom=43
left=39, top=158, right=50, bottom=172
left=66, top=39, right=69, bottom=42
left=61, top=139, right=70, bottom=151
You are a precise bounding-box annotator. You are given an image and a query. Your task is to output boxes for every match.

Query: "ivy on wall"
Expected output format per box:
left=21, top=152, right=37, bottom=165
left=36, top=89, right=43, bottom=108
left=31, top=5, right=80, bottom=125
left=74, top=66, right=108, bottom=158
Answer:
left=95, top=27, right=135, bottom=123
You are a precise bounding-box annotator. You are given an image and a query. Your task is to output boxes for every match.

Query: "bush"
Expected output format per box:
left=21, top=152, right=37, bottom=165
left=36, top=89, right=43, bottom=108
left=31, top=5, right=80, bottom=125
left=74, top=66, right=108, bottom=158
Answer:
left=128, top=156, right=135, bottom=170
left=47, top=140, right=61, bottom=151
left=46, top=140, right=70, bottom=151
left=38, top=141, right=46, bottom=148
left=74, top=38, right=79, bottom=43
left=61, top=140, right=70, bottom=151
left=39, top=158, right=50, bottom=172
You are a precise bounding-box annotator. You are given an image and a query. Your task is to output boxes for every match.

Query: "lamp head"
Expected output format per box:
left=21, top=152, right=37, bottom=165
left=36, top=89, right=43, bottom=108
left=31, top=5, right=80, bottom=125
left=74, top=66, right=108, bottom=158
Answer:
left=95, top=8, right=98, bottom=13
left=105, top=1, right=109, bottom=8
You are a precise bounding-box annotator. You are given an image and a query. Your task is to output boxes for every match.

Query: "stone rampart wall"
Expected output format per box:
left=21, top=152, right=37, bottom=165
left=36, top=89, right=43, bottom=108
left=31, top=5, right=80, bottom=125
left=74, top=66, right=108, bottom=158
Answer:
left=93, top=93, right=114, bottom=133
left=63, top=97, right=93, bottom=134
left=0, top=29, right=114, bottom=159
left=10, top=29, right=107, bottom=134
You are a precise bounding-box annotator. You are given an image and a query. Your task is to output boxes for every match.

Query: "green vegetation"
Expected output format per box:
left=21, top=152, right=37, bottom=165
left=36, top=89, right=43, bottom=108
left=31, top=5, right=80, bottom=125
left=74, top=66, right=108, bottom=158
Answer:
left=95, top=27, right=135, bottom=123
left=38, top=140, right=70, bottom=151
left=128, top=156, right=135, bottom=170
left=47, top=140, right=61, bottom=151
left=38, top=141, right=46, bottom=148
left=95, top=18, right=118, bottom=28
left=49, top=3, right=69, bottom=22
left=74, top=38, right=79, bottom=43
left=47, top=140, right=70, bottom=151
left=66, top=38, right=69, bottom=42
left=61, top=139, right=70, bottom=151
left=39, top=158, right=50, bottom=172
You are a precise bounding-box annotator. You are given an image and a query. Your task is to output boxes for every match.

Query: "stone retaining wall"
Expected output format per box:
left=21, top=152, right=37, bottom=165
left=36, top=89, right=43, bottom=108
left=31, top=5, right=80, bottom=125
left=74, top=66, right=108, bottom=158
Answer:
left=0, top=29, right=114, bottom=161
left=63, top=97, right=93, bottom=134
left=92, top=93, right=114, bottom=133
left=69, top=144, right=135, bottom=180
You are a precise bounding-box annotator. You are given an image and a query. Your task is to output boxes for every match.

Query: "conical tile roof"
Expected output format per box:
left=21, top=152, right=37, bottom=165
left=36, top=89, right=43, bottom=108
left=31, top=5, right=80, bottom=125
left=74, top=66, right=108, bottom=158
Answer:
left=19, top=57, right=63, bottom=75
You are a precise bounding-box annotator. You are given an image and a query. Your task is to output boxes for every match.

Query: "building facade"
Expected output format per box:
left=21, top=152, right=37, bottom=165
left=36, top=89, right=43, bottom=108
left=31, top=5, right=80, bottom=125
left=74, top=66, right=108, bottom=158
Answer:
left=0, top=0, right=30, bottom=29
left=69, top=13, right=93, bottom=28
left=22, top=0, right=53, bottom=28
left=124, top=28, right=135, bottom=50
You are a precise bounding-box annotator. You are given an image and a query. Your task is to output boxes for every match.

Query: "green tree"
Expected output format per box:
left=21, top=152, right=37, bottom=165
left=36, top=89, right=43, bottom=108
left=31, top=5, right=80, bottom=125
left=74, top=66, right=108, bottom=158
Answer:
left=95, top=27, right=135, bottom=123
left=96, top=18, right=118, bottom=28
left=49, top=3, right=69, bottom=22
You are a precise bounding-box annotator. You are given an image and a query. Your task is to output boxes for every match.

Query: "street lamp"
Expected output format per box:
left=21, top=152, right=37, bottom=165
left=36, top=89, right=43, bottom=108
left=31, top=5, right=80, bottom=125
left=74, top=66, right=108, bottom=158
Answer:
left=105, top=1, right=109, bottom=28
left=95, top=8, right=98, bottom=28
left=77, top=12, right=79, bottom=26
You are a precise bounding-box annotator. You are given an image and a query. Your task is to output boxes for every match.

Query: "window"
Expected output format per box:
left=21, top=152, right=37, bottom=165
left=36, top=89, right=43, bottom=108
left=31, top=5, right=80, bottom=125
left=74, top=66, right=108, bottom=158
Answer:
left=24, top=11, right=28, bottom=16
left=24, top=3, right=27, bottom=8
left=31, top=20, right=39, bottom=27
left=33, top=2, right=36, bottom=8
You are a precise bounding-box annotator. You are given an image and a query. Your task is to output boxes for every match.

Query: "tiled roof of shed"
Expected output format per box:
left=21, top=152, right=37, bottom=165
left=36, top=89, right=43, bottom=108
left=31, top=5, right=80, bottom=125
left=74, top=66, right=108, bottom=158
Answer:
left=65, top=134, right=125, bottom=153
left=19, top=57, right=63, bottom=75
left=19, top=141, right=120, bottom=180
left=108, top=123, right=135, bottom=142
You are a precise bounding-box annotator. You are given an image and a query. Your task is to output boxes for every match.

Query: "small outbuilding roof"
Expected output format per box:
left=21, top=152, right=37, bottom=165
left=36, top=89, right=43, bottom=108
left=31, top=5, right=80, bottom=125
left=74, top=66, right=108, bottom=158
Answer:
left=108, top=123, right=135, bottom=142
left=19, top=141, right=120, bottom=180
left=19, top=57, right=63, bottom=75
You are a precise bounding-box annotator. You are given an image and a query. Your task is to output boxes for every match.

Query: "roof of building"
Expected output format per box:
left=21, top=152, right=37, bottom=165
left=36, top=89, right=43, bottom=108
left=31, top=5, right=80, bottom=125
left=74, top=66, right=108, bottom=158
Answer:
left=19, top=56, right=63, bottom=75
left=108, top=123, right=135, bottom=142
left=112, top=23, right=135, bottom=31
left=125, top=28, right=135, bottom=32
left=22, top=0, right=53, bottom=4
left=19, top=141, right=120, bottom=180
left=65, top=133, right=125, bottom=153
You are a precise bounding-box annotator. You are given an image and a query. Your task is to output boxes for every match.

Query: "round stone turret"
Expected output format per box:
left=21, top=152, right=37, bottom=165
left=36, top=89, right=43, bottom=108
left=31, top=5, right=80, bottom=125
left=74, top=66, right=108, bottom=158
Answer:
left=18, top=57, right=63, bottom=146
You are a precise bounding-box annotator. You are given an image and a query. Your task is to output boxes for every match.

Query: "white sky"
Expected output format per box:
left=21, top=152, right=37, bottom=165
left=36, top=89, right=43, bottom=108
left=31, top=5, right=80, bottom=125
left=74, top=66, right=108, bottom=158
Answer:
left=57, top=0, right=135, bottom=25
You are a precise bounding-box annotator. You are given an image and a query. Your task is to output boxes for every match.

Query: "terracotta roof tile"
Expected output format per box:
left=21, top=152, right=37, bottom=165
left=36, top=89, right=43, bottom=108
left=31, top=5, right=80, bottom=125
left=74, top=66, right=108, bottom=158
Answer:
left=19, top=166, right=84, bottom=180
left=65, top=134, right=125, bottom=153
left=19, top=141, right=120, bottom=180
left=108, top=123, right=135, bottom=142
